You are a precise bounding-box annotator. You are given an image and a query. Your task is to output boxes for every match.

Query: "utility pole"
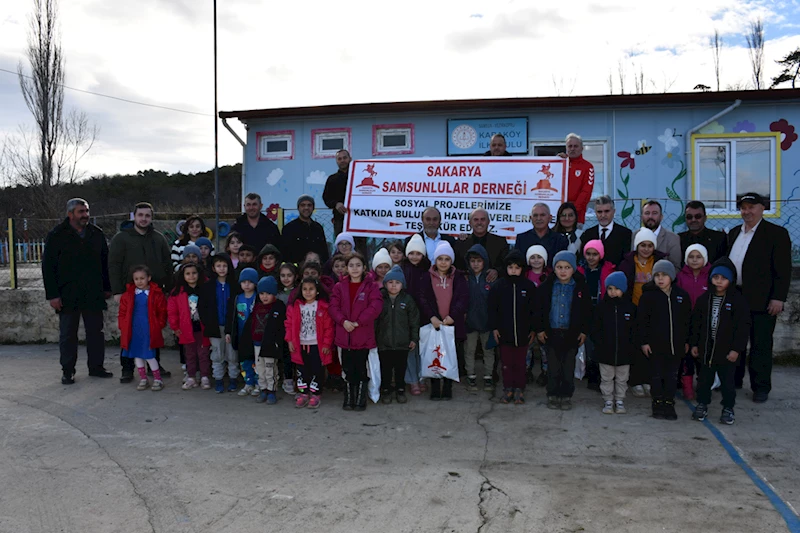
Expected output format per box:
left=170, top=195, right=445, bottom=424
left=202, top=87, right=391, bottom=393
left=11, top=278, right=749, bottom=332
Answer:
left=213, top=0, right=220, bottom=249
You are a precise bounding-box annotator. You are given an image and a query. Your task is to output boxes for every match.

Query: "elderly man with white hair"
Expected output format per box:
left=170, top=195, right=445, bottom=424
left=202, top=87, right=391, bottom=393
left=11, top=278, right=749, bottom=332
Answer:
left=559, top=133, right=595, bottom=225
left=514, top=203, right=568, bottom=268
left=454, top=208, right=509, bottom=280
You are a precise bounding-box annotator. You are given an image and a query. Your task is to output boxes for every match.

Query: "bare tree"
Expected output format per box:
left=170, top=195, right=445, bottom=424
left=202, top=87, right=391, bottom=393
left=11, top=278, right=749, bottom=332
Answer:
left=607, top=70, right=614, bottom=94
left=745, top=18, right=765, bottom=90
left=617, top=59, right=626, bottom=95
left=710, top=28, right=722, bottom=91
left=634, top=65, right=646, bottom=94
left=551, top=73, right=576, bottom=97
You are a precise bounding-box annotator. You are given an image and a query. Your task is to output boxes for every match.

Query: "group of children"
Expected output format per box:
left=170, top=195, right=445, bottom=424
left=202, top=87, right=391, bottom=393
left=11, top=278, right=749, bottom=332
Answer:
left=117, top=229, right=750, bottom=424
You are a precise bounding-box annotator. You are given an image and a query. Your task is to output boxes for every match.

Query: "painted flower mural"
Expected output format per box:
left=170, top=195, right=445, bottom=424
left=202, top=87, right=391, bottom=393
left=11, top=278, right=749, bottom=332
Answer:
left=657, top=129, right=687, bottom=230
left=266, top=203, right=280, bottom=222
left=657, top=128, right=679, bottom=151
left=617, top=151, right=636, bottom=169
left=770, top=119, right=798, bottom=151
left=733, top=120, right=756, bottom=133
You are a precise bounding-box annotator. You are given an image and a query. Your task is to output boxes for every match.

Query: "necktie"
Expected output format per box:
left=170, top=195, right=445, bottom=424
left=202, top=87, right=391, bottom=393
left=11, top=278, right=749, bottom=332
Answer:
left=601, top=227, right=607, bottom=242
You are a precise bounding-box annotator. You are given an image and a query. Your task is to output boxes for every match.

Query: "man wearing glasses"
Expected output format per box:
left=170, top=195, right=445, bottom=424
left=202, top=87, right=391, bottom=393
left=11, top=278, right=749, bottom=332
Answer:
left=678, top=201, right=728, bottom=265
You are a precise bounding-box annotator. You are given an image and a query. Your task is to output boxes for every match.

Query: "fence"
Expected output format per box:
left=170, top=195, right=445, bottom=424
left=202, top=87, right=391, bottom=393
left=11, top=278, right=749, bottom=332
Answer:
left=3, top=198, right=800, bottom=289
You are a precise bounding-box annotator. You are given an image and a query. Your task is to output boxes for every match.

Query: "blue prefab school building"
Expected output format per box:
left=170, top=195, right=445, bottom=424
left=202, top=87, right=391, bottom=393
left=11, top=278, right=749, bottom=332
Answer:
left=220, top=89, right=800, bottom=260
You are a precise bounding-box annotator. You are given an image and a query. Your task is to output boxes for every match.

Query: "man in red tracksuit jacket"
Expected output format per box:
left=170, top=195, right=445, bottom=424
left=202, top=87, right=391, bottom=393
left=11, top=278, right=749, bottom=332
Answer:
left=563, top=133, right=595, bottom=225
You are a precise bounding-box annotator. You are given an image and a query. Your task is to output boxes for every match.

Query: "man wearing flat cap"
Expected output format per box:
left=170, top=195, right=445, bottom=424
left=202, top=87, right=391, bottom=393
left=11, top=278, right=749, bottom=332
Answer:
left=727, top=192, right=791, bottom=403
left=282, top=194, right=330, bottom=264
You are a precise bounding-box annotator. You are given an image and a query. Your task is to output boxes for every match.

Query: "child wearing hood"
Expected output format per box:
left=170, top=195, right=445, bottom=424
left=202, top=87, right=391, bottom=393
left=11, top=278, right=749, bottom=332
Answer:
left=464, top=244, right=497, bottom=392
left=256, top=244, right=282, bottom=281
left=676, top=244, right=711, bottom=400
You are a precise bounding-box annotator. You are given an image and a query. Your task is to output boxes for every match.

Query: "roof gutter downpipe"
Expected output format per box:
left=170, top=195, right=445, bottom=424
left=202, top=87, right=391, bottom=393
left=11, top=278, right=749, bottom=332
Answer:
left=685, top=98, right=742, bottom=158
left=222, top=118, right=247, bottom=211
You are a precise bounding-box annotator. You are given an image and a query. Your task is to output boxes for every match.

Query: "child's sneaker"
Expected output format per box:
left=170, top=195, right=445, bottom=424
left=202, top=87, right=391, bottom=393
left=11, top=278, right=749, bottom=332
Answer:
left=483, top=378, right=494, bottom=392
left=307, top=395, right=321, bottom=409
left=643, top=384, right=652, bottom=397
left=151, top=380, right=164, bottom=391
left=282, top=380, right=295, bottom=395
left=200, top=377, right=211, bottom=390
left=692, top=403, right=708, bottom=421
left=663, top=400, right=678, bottom=420
left=215, top=379, right=225, bottom=394
left=381, top=389, right=393, bottom=404
left=250, top=386, right=260, bottom=397
left=466, top=376, right=478, bottom=391
left=602, top=400, right=614, bottom=414
left=295, top=393, right=310, bottom=408
left=137, top=379, right=149, bottom=391
left=409, top=383, right=421, bottom=396
left=547, top=396, right=560, bottom=409
left=500, top=389, right=514, bottom=404
left=182, top=378, right=197, bottom=390
left=228, top=378, right=238, bottom=392
left=631, top=385, right=646, bottom=397
left=238, top=384, right=254, bottom=396
left=267, top=392, right=278, bottom=405
left=614, top=400, right=626, bottom=414
left=720, top=407, right=735, bottom=425
left=396, top=389, right=408, bottom=404
left=560, top=398, right=572, bottom=411
left=513, top=389, right=525, bottom=405
left=256, top=390, right=268, bottom=403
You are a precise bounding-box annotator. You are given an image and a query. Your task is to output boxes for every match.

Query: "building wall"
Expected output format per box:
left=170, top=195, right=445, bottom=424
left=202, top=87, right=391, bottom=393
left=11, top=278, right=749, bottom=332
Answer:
left=242, top=100, right=800, bottom=250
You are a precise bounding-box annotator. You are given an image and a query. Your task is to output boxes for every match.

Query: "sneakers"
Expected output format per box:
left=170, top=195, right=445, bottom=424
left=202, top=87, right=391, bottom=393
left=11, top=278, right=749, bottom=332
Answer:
left=602, top=400, right=614, bottom=414
left=614, top=400, right=626, bottom=414
left=61, top=370, right=76, bottom=385
left=396, top=389, right=408, bottom=404
left=720, top=407, right=735, bottom=425
left=151, top=380, right=164, bottom=391
left=652, top=399, right=664, bottom=419
left=137, top=379, right=149, bottom=391
left=182, top=378, right=197, bottom=390
left=547, top=396, right=560, bottom=409
left=238, top=384, right=255, bottom=396
left=282, top=380, right=295, bottom=395
left=228, top=378, right=238, bottom=392
left=466, top=376, right=478, bottom=391
left=266, top=392, right=278, bottom=405
left=409, top=383, right=421, bottom=396
left=753, top=391, right=769, bottom=403
left=256, top=390, right=269, bottom=403
left=200, top=377, right=211, bottom=390
left=631, top=385, right=646, bottom=398
left=560, top=398, right=572, bottom=411
left=513, top=389, right=525, bottom=405
left=295, top=393, right=310, bottom=408
left=250, top=386, right=260, bottom=397
left=483, top=378, right=494, bottom=392
left=308, top=395, right=321, bottom=409
left=381, top=389, right=393, bottom=404
left=692, top=403, right=708, bottom=421
left=643, top=384, right=652, bottom=397
left=663, top=400, right=678, bottom=421
left=681, top=375, right=695, bottom=400
left=500, top=389, right=514, bottom=404
left=215, top=379, right=225, bottom=394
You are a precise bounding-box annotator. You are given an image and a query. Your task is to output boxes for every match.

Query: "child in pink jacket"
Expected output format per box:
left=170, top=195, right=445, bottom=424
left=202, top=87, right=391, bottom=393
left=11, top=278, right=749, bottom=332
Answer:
left=676, top=244, right=710, bottom=399
left=168, top=263, right=212, bottom=390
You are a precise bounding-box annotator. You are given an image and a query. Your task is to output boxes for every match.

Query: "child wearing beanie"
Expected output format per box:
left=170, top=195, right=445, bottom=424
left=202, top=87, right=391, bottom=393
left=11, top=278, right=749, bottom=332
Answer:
left=525, top=245, right=551, bottom=386
left=401, top=233, right=433, bottom=395
left=676, top=244, right=711, bottom=400
left=591, top=271, right=636, bottom=414
left=371, top=248, right=392, bottom=288
left=535, top=250, right=592, bottom=410
left=690, top=259, right=750, bottom=425
left=421, top=241, right=469, bottom=400
left=637, top=259, right=692, bottom=420
left=226, top=268, right=260, bottom=396
left=376, top=265, right=420, bottom=404
left=246, top=276, right=287, bottom=405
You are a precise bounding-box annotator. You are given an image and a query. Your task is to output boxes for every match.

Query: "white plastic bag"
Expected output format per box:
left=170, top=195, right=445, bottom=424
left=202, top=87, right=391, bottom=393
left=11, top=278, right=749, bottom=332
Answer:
left=419, top=324, right=460, bottom=382
left=367, top=347, right=381, bottom=403
left=574, top=345, right=586, bottom=380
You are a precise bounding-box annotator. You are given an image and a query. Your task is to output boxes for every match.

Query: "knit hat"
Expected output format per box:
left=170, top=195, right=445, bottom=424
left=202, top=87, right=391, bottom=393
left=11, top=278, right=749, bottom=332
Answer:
left=372, top=248, right=391, bottom=270
left=383, top=265, right=406, bottom=288
left=433, top=241, right=455, bottom=262
left=504, top=249, right=526, bottom=268
left=583, top=239, right=605, bottom=259
left=334, top=232, right=355, bottom=250
left=526, top=245, right=548, bottom=266
left=653, top=259, right=676, bottom=280
left=605, top=271, right=628, bottom=293
left=238, top=267, right=258, bottom=285
left=182, top=244, right=202, bottom=259
left=297, top=194, right=315, bottom=208
left=553, top=250, right=576, bottom=270
left=634, top=228, right=657, bottom=251
left=257, top=276, right=278, bottom=295
left=405, top=233, right=426, bottom=256
left=195, top=237, right=213, bottom=250
left=684, top=244, right=709, bottom=266
left=710, top=265, right=734, bottom=284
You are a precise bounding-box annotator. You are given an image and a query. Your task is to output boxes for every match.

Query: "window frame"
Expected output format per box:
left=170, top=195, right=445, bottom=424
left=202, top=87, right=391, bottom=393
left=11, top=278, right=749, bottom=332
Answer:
left=311, top=127, right=351, bottom=159
left=373, top=123, right=415, bottom=156
left=256, top=130, right=295, bottom=161
left=691, top=132, right=781, bottom=218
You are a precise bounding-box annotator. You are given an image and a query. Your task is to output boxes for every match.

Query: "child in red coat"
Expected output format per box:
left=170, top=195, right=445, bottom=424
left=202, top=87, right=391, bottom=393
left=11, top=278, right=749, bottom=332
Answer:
left=119, top=265, right=168, bottom=391
left=168, top=263, right=212, bottom=390
left=285, top=277, right=334, bottom=409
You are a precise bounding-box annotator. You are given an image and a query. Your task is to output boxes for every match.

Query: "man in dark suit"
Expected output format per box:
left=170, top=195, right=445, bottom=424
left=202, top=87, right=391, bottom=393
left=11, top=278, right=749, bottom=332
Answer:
left=727, top=192, right=792, bottom=403
left=578, top=195, right=631, bottom=268
left=514, top=203, right=568, bottom=267
left=679, top=200, right=727, bottom=265
left=404, top=207, right=457, bottom=260
left=453, top=208, right=509, bottom=280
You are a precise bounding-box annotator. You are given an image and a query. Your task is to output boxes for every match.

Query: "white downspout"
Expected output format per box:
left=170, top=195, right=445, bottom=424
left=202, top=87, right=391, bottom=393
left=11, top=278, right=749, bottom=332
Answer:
left=684, top=99, right=742, bottom=198
left=222, top=118, right=247, bottom=211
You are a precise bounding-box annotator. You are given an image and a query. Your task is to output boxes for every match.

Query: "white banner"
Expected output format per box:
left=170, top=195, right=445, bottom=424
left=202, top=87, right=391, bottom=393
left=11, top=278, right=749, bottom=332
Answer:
left=344, top=157, right=567, bottom=242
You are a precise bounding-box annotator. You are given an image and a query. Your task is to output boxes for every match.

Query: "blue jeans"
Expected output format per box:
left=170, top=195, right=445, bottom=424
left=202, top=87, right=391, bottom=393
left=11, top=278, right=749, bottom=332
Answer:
left=405, top=345, right=421, bottom=384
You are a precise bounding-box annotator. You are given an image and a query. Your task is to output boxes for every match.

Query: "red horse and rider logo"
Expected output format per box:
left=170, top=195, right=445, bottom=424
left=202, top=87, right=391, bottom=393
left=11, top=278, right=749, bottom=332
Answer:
left=531, top=163, right=558, bottom=192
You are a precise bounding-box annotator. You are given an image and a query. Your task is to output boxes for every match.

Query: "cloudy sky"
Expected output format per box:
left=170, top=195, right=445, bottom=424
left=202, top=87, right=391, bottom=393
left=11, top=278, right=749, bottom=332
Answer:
left=1, top=0, right=799, bottom=180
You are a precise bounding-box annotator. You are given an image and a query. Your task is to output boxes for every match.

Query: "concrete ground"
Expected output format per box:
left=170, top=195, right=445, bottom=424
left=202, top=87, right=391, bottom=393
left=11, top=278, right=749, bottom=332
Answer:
left=0, top=345, right=799, bottom=533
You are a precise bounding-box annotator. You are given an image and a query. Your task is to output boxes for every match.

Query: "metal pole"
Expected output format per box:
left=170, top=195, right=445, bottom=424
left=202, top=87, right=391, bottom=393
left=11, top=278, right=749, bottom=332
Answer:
left=213, top=0, right=220, bottom=250
left=8, top=218, right=17, bottom=289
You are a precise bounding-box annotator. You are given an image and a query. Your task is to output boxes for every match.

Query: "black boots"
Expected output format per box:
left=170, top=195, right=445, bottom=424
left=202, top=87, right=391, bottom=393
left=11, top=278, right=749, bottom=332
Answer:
left=355, top=382, right=368, bottom=411
left=343, top=381, right=355, bottom=411
left=652, top=399, right=664, bottom=419
left=652, top=399, right=678, bottom=420
left=441, top=379, right=453, bottom=401
left=429, top=378, right=442, bottom=400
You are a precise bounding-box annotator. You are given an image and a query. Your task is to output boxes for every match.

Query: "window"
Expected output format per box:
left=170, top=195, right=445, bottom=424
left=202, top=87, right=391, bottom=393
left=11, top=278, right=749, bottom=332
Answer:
left=530, top=140, right=607, bottom=216
left=373, top=124, right=414, bottom=155
left=693, top=134, right=778, bottom=215
left=312, top=128, right=351, bottom=159
left=256, top=131, right=294, bottom=161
